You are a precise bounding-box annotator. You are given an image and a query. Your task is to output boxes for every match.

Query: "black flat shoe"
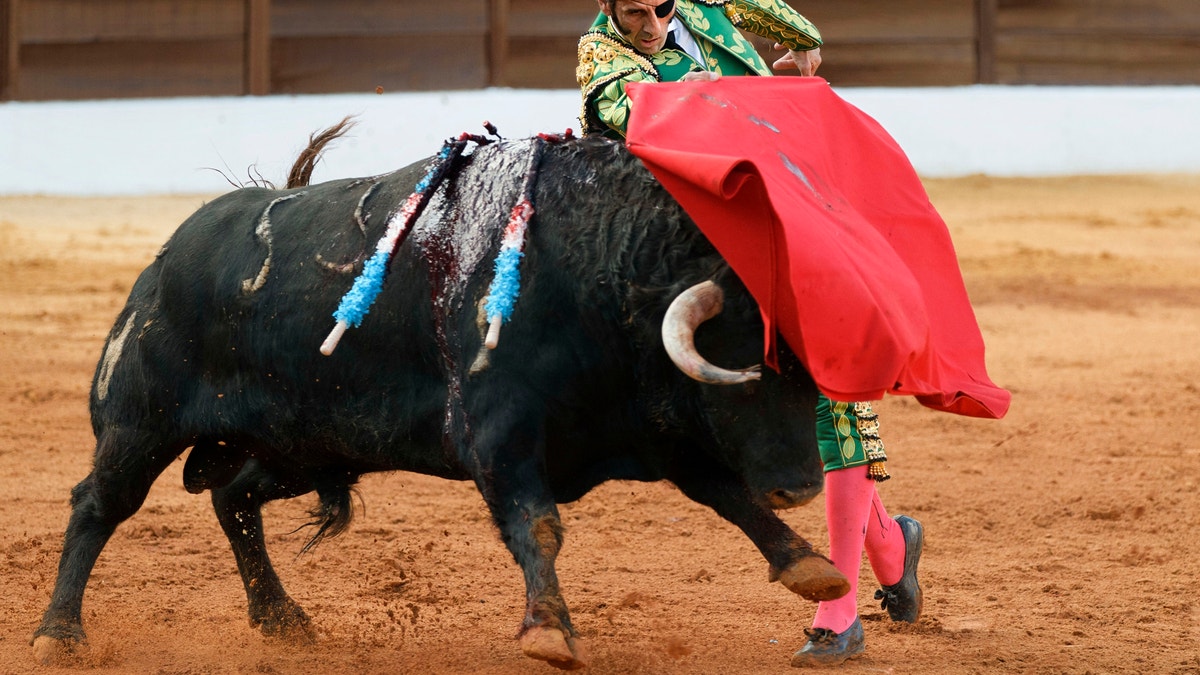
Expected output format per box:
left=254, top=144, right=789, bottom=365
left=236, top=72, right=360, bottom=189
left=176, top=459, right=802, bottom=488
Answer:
left=790, top=617, right=864, bottom=667
left=874, top=514, right=924, bottom=623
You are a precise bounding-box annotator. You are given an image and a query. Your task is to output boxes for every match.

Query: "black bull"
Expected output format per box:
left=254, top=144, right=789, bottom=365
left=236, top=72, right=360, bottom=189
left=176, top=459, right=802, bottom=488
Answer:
left=32, top=136, right=849, bottom=669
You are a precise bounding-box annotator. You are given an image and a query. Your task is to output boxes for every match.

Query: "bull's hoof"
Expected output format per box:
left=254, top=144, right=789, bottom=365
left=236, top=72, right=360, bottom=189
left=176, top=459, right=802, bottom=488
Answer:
left=519, top=626, right=588, bottom=670
left=773, top=556, right=850, bottom=602
left=261, top=617, right=317, bottom=644
left=31, top=635, right=87, bottom=666
left=254, top=601, right=316, bottom=644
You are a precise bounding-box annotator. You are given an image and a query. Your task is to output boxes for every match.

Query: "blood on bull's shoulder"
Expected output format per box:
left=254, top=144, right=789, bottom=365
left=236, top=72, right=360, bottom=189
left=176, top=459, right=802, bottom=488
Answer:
left=32, top=133, right=844, bottom=670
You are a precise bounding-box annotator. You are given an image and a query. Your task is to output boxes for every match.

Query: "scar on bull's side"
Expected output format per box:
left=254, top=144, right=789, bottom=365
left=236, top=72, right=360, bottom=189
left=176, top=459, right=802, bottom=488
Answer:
left=316, top=180, right=380, bottom=274
left=284, top=115, right=378, bottom=274
left=241, top=192, right=306, bottom=295
left=135, top=298, right=159, bottom=341
left=96, top=311, right=137, bottom=401
left=468, top=296, right=493, bottom=375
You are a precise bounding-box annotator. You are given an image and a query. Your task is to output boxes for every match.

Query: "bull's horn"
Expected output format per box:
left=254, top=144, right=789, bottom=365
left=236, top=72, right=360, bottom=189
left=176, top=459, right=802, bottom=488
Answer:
left=661, top=281, right=762, bottom=385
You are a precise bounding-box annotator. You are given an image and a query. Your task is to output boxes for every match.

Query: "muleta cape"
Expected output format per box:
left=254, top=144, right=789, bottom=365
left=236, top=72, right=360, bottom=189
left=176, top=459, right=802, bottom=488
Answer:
left=625, top=77, right=1010, bottom=419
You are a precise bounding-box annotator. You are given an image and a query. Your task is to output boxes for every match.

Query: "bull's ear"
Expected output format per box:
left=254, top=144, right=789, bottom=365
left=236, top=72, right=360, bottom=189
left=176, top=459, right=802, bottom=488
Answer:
left=661, top=281, right=761, bottom=385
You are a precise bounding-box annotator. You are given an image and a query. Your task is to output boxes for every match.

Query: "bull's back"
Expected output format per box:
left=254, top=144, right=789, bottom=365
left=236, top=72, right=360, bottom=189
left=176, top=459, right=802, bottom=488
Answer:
left=90, top=171, right=458, bottom=468
left=86, top=139, right=690, bottom=480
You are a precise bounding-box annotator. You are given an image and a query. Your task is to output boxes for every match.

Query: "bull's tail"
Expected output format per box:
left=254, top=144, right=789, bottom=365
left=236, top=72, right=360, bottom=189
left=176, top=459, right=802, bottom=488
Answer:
left=295, top=470, right=361, bottom=555
left=286, top=116, right=356, bottom=189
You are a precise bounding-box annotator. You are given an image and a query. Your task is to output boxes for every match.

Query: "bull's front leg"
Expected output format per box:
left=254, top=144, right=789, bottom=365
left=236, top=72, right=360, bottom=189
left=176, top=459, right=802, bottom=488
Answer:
left=668, top=457, right=850, bottom=602
left=462, top=405, right=585, bottom=670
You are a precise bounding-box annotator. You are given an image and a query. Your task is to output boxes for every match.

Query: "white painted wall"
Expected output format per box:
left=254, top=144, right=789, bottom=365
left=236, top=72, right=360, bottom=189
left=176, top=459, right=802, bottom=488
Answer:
left=1, top=85, right=1197, bottom=196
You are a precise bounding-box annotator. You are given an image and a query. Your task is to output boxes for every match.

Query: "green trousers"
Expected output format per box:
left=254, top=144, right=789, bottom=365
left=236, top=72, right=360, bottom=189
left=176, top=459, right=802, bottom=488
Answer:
left=815, top=395, right=889, bottom=480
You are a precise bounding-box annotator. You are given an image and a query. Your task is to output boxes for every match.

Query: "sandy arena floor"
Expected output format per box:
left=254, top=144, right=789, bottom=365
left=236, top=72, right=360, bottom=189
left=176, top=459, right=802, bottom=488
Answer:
left=2, top=174, right=1199, bottom=674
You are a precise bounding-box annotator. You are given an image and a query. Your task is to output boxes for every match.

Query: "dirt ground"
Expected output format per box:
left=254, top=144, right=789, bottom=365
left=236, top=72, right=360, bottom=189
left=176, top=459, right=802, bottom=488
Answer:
left=2, top=174, right=1199, bottom=675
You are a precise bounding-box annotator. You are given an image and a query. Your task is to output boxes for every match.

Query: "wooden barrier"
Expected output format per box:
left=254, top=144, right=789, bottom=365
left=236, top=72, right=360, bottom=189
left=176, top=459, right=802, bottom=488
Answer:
left=992, top=0, right=1200, bottom=84
left=12, top=0, right=248, bottom=99
left=796, top=0, right=980, bottom=86
left=1, top=0, right=1198, bottom=101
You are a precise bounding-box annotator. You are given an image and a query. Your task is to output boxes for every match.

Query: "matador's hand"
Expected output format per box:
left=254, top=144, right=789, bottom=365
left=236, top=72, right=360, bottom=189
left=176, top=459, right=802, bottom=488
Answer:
left=772, top=44, right=821, bottom=77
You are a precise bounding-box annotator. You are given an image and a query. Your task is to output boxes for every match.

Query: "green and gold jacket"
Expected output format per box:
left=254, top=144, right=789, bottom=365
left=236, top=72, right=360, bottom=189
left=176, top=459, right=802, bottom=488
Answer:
left=576, top=0, right=821, bottom=138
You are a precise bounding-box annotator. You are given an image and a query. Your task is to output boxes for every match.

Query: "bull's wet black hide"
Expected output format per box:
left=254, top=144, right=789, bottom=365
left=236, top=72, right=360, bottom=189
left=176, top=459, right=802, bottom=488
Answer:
left=34, top=137, right=830, bottom=661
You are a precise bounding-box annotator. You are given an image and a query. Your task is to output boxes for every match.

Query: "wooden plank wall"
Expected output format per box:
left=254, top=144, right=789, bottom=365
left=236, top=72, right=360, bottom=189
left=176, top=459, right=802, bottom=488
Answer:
left=270, top=0, right=491, bottom=94
left=1, top=0, right=16, bottom=99
left=993, top=0, right=1200, bottom=84
left=1, top=1, right=1199, bottom=101
left=14, top=0, right=247, bottom=100
left=503, top=0, right=597, bottom=88
left=796, top=0, right=980, bottom=86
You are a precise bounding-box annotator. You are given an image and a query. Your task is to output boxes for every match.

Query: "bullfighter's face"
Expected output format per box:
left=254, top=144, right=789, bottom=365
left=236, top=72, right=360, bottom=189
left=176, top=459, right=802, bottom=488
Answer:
left=600, top=0, right=676, bottom=55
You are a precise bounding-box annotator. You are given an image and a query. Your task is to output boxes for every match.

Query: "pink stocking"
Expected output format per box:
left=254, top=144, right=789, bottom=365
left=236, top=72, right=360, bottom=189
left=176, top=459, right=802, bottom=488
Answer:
left=810, top=465, right=874, bottom=633
left=864, top=490, right=906, bottom=586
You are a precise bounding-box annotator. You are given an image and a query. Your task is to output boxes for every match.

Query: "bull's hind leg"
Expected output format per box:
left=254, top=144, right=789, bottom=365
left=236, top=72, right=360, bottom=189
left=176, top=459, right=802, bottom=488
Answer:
left=32, top=428, right=186, bottom=664
left=211, top=460, right=316, bottom=641
left=668, top=458, right=850, bottom=602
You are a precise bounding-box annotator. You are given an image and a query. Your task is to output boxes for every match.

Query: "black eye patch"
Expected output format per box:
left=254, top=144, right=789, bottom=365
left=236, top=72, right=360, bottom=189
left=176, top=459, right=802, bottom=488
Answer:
left=654, top=0, right=675, bottom=18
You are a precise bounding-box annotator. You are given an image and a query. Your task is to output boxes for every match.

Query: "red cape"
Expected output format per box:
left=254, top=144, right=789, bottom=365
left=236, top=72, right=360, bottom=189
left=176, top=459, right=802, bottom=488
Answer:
left=626, top=78, right=1009, bottom=418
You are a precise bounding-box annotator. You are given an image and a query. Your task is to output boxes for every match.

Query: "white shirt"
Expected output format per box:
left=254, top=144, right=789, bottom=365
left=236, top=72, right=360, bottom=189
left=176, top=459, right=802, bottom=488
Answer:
left=668, top=17, right=706, bottom=67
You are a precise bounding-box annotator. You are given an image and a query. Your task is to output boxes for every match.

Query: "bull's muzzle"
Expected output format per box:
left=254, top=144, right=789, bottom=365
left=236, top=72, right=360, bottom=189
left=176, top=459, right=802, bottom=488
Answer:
left=661, top=281, right=761, bottom=385
left=766, top=486, right=822, bottom=510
